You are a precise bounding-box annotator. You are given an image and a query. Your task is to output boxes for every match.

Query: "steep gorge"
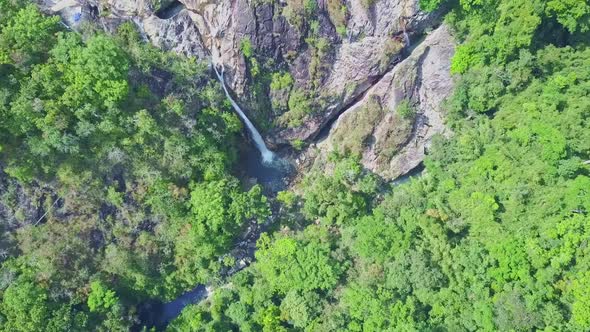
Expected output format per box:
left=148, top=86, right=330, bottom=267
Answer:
left=3, top=1, right=589, bottom=331
left=40, top=0, right=455, bottom=180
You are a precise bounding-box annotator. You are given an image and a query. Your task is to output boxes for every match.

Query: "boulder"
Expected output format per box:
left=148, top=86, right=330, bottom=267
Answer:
left=143, top=10, right=209, bottom=59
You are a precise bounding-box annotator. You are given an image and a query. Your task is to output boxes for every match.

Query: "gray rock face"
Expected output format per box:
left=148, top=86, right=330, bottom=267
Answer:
left=179, top=0, right=305, bottom=97
left=268, top=0, right=443, bottom=143
left=143, top=10, right=209, bottom=59
left=101, top=0, right=153, bottom=16
left=42, top=0, right=455, bottom=180
left=64, top=0, right=441, bottom=143
left=309, top=24, right=455, bottom=179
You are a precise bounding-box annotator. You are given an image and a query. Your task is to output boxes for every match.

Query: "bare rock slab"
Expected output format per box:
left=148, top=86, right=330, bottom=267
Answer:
left=315, top=24, right=456, bottom=180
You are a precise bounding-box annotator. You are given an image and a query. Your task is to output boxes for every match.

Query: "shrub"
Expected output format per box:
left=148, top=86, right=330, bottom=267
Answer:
left=291, top=139, right=306, bottom=150
left=270, top=72, right=294, bottom=91
left=240, top=38, right=253, bottom=58
left=380, top=38, right=404, bottom=70
left=329, top=95, right=384, bottom=155
left=277, top=89, right=314, bottom=127
left=397, top=99, right=416, bottom=119
left=327, top=0, right=348, bottom=37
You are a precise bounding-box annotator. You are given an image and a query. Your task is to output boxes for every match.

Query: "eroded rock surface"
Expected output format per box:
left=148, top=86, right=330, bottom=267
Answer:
left=41, top=0, right=443, bottom=143
left=143, top=10, right=209, bottom=58
left=307, top=24, right=455, bottom=179
left=269, top=0, right=441, bottom=143
left=40, top=0, right=455, bottom=180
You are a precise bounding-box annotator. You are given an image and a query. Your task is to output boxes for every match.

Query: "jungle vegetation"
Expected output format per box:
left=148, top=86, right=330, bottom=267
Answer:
left=169, top=0, right=590, bottom=331
left=0, top=0, right=589, bottom=331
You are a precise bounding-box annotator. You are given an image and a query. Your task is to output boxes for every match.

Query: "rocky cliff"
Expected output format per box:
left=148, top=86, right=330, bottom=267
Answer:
left=303, top=24, right=455, bottom=179
left=40, top=0, right=455, bottom=180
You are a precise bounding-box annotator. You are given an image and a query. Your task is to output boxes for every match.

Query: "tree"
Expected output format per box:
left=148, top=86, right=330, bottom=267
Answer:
left=0, top=276, right=50, bottom=332
left=0, top=5, right=60, bottom=68
left=87, top=281, right=119, bottom=313
left=546, top=0, right=590, bottom=33
left=569, top=271, right=590, bottom=329
left=255, top=232, right=343, bottom=293
left=302, top=155, right=378, bottom=225
left=280, top=290, right=321, bottom=328
left=58, top=34, right=129, bottom=108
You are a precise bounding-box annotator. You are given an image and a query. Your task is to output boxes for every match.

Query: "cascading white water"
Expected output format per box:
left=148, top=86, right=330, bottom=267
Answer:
left=402, top=30, right=410, bottom=48
left=213, top=65, right=275, bottom=164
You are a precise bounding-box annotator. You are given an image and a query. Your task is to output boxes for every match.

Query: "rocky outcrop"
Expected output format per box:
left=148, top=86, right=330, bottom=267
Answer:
left=100, top=0, right=154, bottom=16
left=143, top=10, right=209, bottom=58
left=270, top=1, right=445, bottom=143
left=40, top=0, right=454, bottom=180
left=0, top=167, right=60, bottom=229
left=41, top=0, right=443, bottom=144
left=273, top=0, right=441, bottom=143
left=305, top=24, right=455, bottom=179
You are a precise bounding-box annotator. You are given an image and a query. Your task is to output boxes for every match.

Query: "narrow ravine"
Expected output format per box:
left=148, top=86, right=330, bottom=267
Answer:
left=138, top=65, right=293, bottom=331
left=140, top=25, right=435, bottom=331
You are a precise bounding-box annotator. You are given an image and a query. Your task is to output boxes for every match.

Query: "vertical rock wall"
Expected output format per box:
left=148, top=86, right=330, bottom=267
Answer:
left=40, top=0, right=456, bottom=180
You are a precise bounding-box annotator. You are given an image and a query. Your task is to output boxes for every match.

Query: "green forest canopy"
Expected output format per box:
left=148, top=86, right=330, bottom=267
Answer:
left=0, top=2, right=269, bottom=330
left=169, top=0, right=590, bottom=331
left=0, top=0, right=589, bottom=331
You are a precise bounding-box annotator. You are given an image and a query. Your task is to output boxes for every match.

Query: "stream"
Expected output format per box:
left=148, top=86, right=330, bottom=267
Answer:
left=138, top=285, right=208, bottom=330
left=138, top=26, right=424, bottom=329
left=137, top=66, right=292, bottom=331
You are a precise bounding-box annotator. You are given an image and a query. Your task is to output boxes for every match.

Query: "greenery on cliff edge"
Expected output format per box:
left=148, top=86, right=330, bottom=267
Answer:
left=170, top=0, right=590, bottom=331
left=0, top=0, right=589, bottom=331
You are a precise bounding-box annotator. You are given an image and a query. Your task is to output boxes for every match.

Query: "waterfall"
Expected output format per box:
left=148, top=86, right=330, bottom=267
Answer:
left=213, top=66, right=275, bottom=164
left=402, top=30, right=410, bottom=48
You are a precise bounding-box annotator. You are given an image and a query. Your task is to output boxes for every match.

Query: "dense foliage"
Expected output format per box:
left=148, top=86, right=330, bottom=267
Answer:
left=0, top=2, right=269, bottom=330
left=1, top=0, right=590, bottom=331
left=169, top=0, right=590, bottom=331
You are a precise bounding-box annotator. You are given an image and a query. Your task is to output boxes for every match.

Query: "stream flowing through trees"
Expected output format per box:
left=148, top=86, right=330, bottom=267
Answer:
left=138, top=65, right=289, bottom=330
